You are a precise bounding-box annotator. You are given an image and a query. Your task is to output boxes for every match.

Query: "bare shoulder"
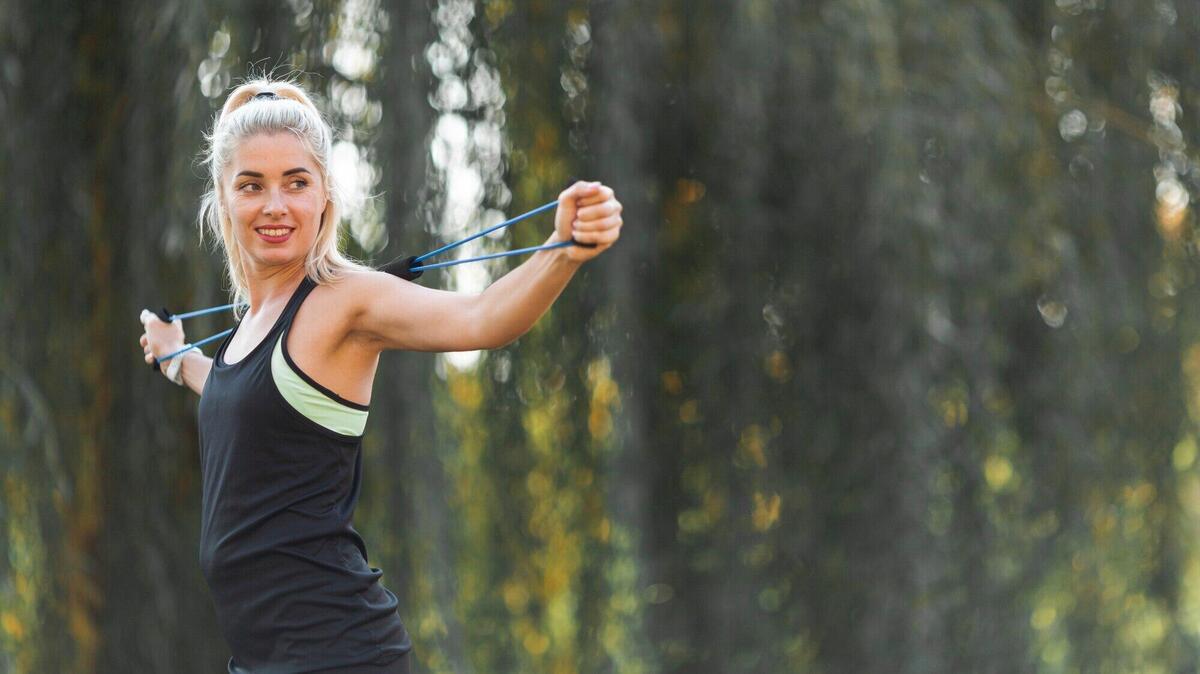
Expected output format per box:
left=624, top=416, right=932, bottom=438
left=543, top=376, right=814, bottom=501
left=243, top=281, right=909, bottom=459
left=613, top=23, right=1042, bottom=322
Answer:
left=306, top=269, right=426, bottom=347
left=318, top=269, right=417, bottom=310
left=297, top=270, right=387, bottom=332
left=314, top=266, right=484, bottom=352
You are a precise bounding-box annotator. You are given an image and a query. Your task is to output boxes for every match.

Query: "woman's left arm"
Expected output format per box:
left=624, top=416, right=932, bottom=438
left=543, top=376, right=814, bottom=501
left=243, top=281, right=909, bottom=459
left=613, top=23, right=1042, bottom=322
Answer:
left=470, top=181, right=622, bottom=347
left=347, top=180, right=622, bottom=352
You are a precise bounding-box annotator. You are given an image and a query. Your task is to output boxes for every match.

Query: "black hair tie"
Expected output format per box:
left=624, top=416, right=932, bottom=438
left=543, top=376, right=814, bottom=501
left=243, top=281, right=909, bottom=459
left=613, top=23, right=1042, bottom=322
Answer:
left=253, top=91, right=279, bottom=100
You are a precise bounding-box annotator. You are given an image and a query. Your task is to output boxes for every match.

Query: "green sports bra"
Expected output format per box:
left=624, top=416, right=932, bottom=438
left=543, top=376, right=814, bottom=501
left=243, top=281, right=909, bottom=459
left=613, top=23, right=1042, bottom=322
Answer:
left=271, top=329, right=369, bottom=436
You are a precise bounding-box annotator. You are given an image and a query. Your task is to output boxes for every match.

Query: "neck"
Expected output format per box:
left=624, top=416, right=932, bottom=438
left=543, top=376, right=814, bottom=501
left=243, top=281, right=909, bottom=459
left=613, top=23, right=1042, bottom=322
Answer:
left=243, top=260, right=307, bottom=317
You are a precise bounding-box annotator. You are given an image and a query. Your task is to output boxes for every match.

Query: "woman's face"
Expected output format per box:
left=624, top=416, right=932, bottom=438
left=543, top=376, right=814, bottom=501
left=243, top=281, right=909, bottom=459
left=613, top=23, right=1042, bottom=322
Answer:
left=223, top=132, right=327, bottom=274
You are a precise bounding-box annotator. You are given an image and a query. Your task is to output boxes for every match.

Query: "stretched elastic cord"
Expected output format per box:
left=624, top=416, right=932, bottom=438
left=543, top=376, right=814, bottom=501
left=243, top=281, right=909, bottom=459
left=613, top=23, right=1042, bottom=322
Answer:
left=156, top=328, right=234, bottom=364
left=410, top=240, right=575, bottom=272
left=147, top=303, right=246, bottom=368
left=168, top=303, right=247, bottom=321
left=413, top=200, right=558, bottom=264
left=388, top=199, right=594, bottom=276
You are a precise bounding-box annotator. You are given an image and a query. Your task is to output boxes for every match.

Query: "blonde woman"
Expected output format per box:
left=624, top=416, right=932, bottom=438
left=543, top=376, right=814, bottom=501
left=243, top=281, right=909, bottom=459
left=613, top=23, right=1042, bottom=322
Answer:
left=138, top=78, right=622, bottom=673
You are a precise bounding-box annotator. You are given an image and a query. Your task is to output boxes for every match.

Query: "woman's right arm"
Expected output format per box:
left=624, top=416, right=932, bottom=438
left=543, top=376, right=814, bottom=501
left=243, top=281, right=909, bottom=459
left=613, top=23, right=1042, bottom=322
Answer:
left=139, top=313, right=211, bottom=396
left=175, top=351, right=213, bottom=395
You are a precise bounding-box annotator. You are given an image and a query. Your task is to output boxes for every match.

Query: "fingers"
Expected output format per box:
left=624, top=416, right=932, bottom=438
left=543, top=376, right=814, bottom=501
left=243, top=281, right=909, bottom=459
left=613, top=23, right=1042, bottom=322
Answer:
left=141, top=313, right=185, bottom=339
left=571, top=217, right=622, bottom=245
left=571, top=214, right=623, bottom=233
left=568, top=182, right=621, bottom=247
left=576, top=185, right=614, bottom=207
left=139, top=308, right=178, bottom=328
left=559, top=180, right=601, bottom=202
left=139, top=308, right=186, bottom=366
left=576, top=199, right=622, bottom=222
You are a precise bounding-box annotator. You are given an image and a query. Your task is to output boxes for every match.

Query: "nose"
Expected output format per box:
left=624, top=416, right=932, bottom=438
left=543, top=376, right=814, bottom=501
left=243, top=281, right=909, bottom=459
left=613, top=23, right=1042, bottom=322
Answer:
left=263, top=188, right=287, bottom=218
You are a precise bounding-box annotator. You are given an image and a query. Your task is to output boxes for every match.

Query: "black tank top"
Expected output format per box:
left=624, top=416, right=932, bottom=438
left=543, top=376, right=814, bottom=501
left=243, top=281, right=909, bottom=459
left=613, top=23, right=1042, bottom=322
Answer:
left=197, top=276, right=412, bottom=673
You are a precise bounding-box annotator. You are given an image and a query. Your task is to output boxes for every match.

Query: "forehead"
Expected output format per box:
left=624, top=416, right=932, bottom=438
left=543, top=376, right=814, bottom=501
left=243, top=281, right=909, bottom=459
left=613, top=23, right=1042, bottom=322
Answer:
left=227, top=132, right=317, bottom=175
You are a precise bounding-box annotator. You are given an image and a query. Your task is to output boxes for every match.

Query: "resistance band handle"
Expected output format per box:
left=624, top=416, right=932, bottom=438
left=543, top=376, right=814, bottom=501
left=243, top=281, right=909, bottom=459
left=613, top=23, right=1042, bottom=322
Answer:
left=148, top=307, right=172, bottom=371
left=378, top=255, right=424, bottom=281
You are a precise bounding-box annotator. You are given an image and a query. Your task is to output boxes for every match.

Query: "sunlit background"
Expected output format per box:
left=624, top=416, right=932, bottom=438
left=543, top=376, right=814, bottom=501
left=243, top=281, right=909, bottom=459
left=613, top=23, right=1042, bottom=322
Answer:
left=5, top=0, right=1200, bottom=672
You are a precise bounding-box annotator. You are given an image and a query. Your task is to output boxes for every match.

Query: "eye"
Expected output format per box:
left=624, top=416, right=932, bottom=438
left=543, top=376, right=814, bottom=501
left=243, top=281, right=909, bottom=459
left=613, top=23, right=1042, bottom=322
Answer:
left=289, top=178, right=308, bottom=189
left=237, top=182, right=261, bottom=193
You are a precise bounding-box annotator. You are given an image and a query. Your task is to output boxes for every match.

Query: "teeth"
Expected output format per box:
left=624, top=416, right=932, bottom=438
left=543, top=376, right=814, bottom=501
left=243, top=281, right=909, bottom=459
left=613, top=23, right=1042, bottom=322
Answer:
left=258, top=228, right=290, bottom=236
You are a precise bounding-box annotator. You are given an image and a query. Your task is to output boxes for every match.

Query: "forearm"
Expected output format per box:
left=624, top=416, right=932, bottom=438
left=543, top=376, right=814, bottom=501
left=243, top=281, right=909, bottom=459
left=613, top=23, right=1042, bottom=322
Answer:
left=474, top=234, right=583, bottom=348
left=177, top=351, right=213, bottom=396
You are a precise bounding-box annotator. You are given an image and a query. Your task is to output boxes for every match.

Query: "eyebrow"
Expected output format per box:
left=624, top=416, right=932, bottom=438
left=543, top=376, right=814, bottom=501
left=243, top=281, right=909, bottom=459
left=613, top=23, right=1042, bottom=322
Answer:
left=234, top=167, right=313, bottom=179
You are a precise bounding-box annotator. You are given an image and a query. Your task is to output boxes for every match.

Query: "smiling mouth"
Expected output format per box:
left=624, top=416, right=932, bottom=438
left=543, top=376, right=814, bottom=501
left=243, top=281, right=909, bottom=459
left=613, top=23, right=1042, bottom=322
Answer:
left=255, top=226, right=294, bottom=237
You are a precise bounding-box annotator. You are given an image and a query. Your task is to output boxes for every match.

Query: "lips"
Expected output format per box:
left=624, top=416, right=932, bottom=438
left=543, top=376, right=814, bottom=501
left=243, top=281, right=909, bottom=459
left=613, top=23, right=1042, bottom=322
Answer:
left=255, top=226, right=294, bottom=243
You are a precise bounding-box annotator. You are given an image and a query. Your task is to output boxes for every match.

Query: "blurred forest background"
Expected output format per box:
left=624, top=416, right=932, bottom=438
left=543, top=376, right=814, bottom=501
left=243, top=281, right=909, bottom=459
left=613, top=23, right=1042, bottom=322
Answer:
left=4, top=0, right=1200, bottom=672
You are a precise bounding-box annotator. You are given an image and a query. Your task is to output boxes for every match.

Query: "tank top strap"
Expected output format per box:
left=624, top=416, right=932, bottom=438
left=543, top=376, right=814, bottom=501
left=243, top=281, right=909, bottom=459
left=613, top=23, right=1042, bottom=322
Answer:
left=248, top=275, right=317, bottom=360
left=212, top=276, right=319, bottom=370
left=276, top=275, right=318, bottom=333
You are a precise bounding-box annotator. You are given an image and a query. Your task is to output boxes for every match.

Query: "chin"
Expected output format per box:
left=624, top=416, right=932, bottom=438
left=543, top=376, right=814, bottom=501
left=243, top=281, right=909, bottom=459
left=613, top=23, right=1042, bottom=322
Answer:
left=245, top=245, right=307, bottom=268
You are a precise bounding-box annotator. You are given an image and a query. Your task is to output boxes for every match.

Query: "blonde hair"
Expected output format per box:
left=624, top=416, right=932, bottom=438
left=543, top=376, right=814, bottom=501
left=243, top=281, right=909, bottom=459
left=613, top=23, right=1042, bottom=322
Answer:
left=198, top=77, right=366, bottom=314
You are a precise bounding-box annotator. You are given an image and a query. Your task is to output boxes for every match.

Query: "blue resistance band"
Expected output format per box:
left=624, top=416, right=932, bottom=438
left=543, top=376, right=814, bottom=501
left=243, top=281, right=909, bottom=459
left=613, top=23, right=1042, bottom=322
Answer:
left=149, top=199, right=591, bottom=367
left=153, top=328, right=237, bottom=369
left=377, top=199, right=594, bottom=279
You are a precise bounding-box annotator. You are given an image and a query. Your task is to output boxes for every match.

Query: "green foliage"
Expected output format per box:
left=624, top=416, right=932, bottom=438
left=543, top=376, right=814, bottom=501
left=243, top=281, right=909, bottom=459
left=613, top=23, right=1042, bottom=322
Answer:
left=6, top=0, right=1200, bottom=672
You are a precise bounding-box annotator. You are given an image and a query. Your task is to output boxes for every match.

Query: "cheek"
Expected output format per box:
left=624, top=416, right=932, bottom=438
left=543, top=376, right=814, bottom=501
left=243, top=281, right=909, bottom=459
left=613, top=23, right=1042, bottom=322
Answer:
left=292, top=190, right=324, bottom=215
left=232, top=205, right=254, bottom=227
left=304, top=197, right=330, bottom=229
left=228, top=196, right=257, bottom=224
left=304, top=200, right=326, bottom=221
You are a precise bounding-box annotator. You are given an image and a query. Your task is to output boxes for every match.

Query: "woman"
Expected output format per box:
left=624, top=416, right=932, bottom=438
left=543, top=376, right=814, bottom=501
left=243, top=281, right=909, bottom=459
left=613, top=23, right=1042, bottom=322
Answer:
left=138, top=78, right=622, bottom=673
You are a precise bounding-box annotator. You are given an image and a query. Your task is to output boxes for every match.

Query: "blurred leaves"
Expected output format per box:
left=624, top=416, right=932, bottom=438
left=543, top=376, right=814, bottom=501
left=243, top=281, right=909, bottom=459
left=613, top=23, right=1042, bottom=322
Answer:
left=7, top=0, right=1200, bottom=673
